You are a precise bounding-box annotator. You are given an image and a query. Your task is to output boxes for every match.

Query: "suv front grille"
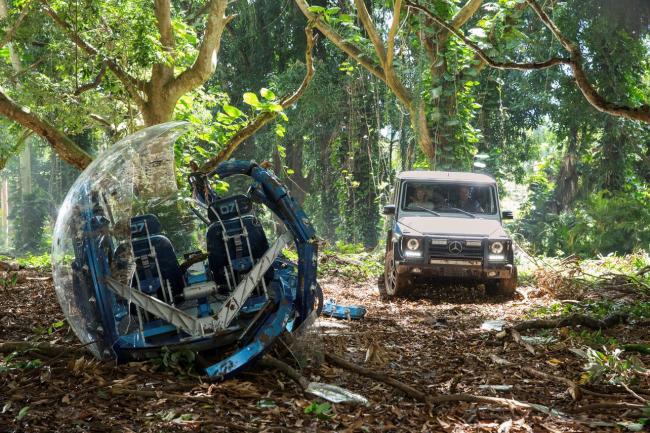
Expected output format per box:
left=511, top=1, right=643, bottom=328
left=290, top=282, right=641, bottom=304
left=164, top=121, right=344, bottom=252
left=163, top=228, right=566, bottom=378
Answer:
left=429, top=239, right=483, bottom=260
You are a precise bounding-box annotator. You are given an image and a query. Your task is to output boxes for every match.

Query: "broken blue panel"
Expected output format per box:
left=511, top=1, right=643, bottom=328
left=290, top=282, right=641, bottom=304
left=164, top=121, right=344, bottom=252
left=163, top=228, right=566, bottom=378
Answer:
left=321, top=300, right=366, bottom=320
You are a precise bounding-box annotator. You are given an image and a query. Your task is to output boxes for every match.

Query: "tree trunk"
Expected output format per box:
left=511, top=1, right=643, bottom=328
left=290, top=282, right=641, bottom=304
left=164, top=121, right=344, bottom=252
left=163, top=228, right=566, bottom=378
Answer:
left=410, top=103, right=436, bottom=164
left=18, top=141, right=32, bottom=198
left=137, top=91, right=180, bottom=199
left=0, top=176, right=8, bottom=250
left=554, top=127, right=580, bottom=212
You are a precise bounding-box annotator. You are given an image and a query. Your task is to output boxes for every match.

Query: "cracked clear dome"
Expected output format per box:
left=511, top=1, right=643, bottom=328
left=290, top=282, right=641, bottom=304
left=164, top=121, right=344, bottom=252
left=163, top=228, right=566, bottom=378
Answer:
left=51, top=122, right=195, bottom=359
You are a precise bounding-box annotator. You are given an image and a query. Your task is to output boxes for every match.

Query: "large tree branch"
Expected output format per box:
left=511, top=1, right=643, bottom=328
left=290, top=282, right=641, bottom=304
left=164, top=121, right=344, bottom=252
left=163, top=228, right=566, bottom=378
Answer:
left=385, top=0, right=402, bottom=71
left=40, top=1, right=145, bottom=106
left=450, top=0, right=483, bottom=29
left=525, top=0, right=574, bottom=52
left=293, top=0, right=386, bottom=85
left=152, top=0, right=175, bottom=87
left=352, top=0, right=411, bottom=105
left=166, top=0, right=231, bottom=99
left=0, top=91, right=92, bottom=169
left=154, top=0, right=175, bottom=51
left=526, top=0, right=650, bottom=123
left=353, top=0, right=387, bottom=67
left=73, top=62, right=107, bottom=95
left=199, top=27, right=317, bottom=173
left=406, top=2, right=571, bottom=71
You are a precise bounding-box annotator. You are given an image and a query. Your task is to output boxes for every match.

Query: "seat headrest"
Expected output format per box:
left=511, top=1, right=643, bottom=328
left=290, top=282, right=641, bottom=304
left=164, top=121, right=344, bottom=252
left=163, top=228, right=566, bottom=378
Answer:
left=130, top=214, right=162, bottom=238
left=208, top=194, right=253, bottom=222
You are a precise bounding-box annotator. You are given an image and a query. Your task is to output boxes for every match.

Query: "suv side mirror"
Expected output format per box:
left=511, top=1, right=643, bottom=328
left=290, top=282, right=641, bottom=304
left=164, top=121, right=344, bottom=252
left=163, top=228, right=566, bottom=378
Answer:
left=383, top=204, right=396, bottom=215
left=501, top=210, right=514, bottom=220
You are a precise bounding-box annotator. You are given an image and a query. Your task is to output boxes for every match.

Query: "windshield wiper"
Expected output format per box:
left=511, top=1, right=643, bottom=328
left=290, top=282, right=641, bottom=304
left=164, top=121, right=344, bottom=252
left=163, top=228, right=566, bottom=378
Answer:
left=440, top=206, right=476, bottom=218
left=410, top=205, right=440, bottom=216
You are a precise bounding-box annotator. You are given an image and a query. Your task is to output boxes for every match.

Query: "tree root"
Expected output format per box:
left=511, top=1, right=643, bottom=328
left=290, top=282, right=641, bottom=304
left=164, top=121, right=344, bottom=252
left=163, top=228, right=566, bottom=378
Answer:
left=258, top=355, right=309, bottom=391
left=514, top=312, right=628, bottom=331
left=570, top=401, right=646, bottom=413
left=522, top=366, right=582, bottom=401
left=109, top=386, right=215, bottom=402
left=0, top=340, right=84, bottom=357
left=323, top=352, right=428, bottom=402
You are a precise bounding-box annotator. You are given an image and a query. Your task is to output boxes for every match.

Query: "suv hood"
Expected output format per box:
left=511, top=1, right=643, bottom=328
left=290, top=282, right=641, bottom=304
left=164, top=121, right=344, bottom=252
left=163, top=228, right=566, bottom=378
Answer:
left=397, top=216, right=507, bottom=238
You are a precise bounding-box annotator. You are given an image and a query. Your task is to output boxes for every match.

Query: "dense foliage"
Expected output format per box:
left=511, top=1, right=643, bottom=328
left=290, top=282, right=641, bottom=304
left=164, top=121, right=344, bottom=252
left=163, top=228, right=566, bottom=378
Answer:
left=0, top=0, right=648, bottom=257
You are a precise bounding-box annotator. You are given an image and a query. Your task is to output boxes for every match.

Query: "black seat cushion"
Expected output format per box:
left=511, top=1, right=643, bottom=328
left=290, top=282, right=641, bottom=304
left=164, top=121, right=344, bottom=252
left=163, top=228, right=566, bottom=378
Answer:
left=206, top=214, right=269, bottom=286
left=115, top=214, right=183, bottom=296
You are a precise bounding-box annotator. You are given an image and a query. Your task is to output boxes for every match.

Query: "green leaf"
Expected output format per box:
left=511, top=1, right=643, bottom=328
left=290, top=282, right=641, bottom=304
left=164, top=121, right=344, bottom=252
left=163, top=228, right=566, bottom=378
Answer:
left=243, top=92, right=260, bottom=107
left=260, top=88, right=276, bottom=100
left=307, top=5, right=325, bottom=13
left=275, top=124, right=286, bottom=138
left=277, top=145, right=286, bottom=158
left=268, top=103, right=284, bottom=113
left=325, top=7, right=340, bottom=15
left=16, top=406, right=29, bottom=421
left=222, top=104, right=243, bottom=118
left=339, top=14, right=353, bottom=22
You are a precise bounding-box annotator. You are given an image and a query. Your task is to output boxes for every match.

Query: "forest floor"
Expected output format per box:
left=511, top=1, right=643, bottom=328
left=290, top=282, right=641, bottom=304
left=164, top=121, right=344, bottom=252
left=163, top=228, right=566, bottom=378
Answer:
left=1, top=265, right=649, bottom=432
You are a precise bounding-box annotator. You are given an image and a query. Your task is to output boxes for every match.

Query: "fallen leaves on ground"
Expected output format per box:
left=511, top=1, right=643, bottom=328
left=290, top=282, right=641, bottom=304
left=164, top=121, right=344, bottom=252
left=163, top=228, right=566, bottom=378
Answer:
left=0, top=268, right=648, bottom=432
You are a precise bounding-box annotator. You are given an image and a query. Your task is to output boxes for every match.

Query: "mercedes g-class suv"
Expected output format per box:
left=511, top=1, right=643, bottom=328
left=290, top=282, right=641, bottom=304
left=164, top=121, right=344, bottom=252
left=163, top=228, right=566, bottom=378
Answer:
left=380, top=171, right=517, bottom=298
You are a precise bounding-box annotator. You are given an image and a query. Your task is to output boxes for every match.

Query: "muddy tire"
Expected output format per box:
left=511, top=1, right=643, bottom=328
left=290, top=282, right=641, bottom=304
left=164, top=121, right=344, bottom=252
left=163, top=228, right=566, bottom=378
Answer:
left=487, top=267, right=518, bottom=297
left=380, top=248, right=410, bottom=299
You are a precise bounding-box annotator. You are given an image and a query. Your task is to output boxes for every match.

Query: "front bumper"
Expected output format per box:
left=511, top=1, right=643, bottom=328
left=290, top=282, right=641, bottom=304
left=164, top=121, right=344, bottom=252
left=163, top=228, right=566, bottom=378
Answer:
left=396, top=260, right=514, bottom=279
left=395, top=237, right=515, bottom=280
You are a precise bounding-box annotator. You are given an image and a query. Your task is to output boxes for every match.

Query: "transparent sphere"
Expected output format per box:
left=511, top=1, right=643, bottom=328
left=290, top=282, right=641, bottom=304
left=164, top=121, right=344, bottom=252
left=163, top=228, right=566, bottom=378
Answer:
left=52, top=122, right=194, bottom=359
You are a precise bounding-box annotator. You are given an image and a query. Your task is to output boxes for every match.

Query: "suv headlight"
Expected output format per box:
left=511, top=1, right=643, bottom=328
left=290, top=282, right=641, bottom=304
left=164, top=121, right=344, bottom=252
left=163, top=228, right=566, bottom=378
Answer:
left=403, top=237, right=422, bottom=258
left=406, top=238, right=420, bottom=251
left=490, top=241, right=504, bottom=254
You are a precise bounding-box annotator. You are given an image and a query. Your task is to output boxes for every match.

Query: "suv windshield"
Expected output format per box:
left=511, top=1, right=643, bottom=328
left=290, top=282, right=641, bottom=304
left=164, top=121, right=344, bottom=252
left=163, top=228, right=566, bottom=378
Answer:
left=401, top=182, right=497, bottom=215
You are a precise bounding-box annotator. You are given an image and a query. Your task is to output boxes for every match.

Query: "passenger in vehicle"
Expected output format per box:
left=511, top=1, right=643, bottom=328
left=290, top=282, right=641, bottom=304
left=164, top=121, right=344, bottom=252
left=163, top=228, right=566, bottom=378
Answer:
left=457, top=185, right=484, bottom=213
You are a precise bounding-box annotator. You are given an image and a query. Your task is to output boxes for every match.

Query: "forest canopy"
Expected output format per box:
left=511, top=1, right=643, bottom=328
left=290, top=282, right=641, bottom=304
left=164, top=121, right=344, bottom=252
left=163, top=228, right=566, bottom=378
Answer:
left=0, top=0, right=648, bottom=257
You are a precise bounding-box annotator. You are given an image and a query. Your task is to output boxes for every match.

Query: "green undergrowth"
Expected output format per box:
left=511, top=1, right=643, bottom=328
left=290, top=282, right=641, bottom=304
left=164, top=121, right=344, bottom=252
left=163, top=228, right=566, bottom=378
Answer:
left=318, top=241, right=384, bottom=280
left=0, top=253, right=52, bottom=270
left=529, top=301, right=650, bottom=321
left=525, top=252, right=650, bottom=356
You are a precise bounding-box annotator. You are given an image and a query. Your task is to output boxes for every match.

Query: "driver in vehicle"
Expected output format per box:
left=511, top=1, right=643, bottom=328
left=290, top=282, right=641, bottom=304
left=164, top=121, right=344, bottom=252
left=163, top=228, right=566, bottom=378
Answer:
left=408, top=185, right=433, bottom=210
left=457, top=185, right=484, bottom=213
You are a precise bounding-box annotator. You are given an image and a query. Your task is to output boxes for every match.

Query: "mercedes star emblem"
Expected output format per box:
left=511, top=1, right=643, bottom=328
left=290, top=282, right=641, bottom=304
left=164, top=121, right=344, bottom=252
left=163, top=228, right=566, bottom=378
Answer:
left=448, top=241, right=463, bottom=254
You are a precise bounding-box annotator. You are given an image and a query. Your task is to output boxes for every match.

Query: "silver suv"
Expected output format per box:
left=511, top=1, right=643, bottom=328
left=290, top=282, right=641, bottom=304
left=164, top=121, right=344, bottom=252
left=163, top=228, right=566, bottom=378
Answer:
left=380, top=171, right=517, bottom=298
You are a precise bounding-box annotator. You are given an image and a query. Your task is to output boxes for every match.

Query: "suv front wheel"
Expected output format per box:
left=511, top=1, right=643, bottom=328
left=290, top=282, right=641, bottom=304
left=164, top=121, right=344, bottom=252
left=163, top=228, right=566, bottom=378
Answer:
left=380, top=248, right=410, bottom=298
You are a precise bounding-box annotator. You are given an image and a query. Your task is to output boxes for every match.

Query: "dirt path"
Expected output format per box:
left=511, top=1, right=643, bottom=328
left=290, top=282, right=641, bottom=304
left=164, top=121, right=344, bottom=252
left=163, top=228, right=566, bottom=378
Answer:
left=0, top=269, right=647, bottom=432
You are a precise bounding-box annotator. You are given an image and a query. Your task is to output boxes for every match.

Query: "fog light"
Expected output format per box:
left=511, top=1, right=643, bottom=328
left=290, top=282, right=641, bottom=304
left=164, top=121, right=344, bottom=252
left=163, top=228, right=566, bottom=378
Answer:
left=488, top=271, right=497, bottom=277
left=411, top=268, right=422, bottom=273
left=404, top=250, right=423, bottom=258
left=489, top=254, right=505, bottom=261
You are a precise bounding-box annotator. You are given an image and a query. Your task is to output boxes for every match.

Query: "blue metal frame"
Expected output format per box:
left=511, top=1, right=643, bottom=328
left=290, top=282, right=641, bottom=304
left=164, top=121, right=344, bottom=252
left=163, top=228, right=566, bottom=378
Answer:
left=210, top=161, right=321, bottom=328
left=71, top=159, right=321, bottom=379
